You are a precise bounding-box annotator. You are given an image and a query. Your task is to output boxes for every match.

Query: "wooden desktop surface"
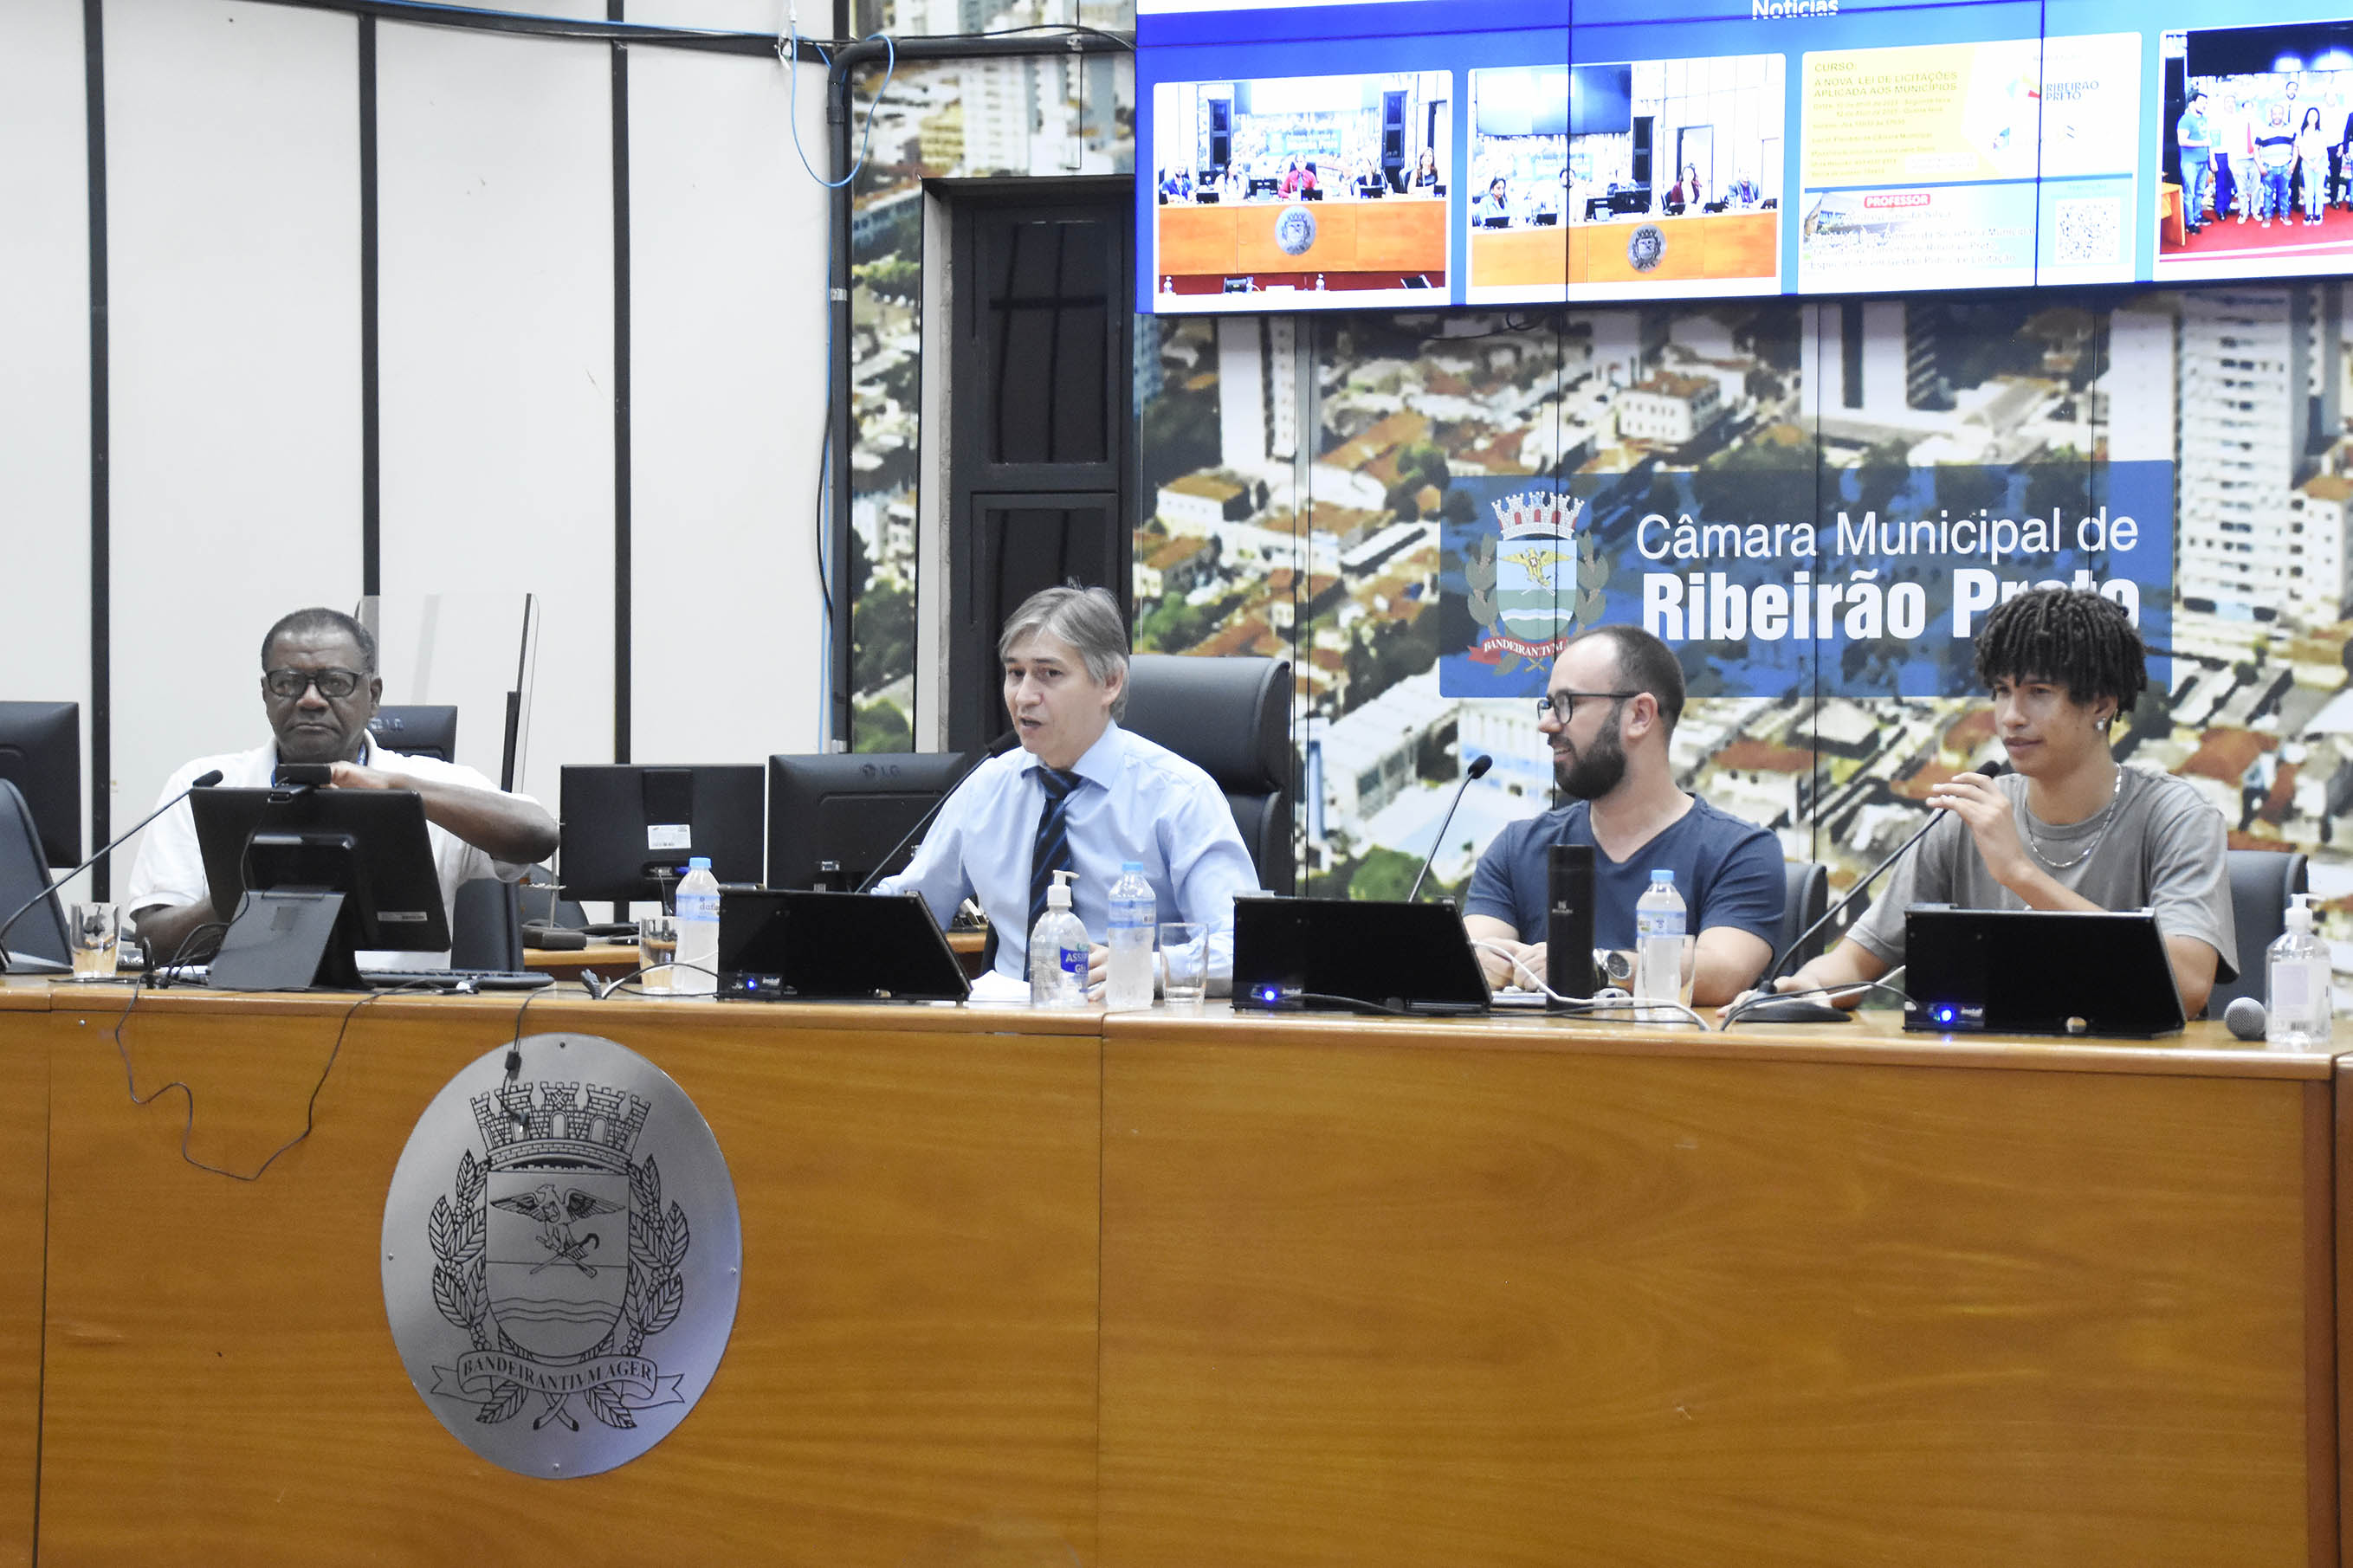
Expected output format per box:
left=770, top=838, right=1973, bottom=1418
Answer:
left=524, top=931, right=989, bottom=981
left=0, top=981, right=2339, bottom=1565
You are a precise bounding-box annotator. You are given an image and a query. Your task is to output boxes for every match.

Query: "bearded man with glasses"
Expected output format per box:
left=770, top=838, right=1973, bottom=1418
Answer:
left=1461, top=624, right=1782, bottom=1005
left=124, top=607, right=559, bottom=968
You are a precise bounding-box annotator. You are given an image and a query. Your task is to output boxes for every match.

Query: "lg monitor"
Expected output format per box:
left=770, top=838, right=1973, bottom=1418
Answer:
left=766, top=751, right=973, bottom=893
left=0, top=701, right=81, bottom=868
left=190, top=784, right=451, bottom=990
left=559, top=764, right=765, bottom=905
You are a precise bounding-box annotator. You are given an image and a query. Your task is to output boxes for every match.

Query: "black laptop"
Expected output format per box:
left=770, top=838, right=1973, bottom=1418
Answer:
left=717, top=890, right=969, bottom=1003
left=1902, top=907, right=2185, bottom=1037
left=1231, top=896, right=1491, bottom=1016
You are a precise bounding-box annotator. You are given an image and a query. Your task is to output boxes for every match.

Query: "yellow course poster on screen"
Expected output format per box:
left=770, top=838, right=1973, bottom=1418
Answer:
left=1803, top=39, right=2047, bottom=188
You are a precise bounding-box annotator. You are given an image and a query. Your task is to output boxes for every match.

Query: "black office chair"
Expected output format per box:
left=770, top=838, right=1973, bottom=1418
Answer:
left=1121, top=655, right=1295, bottom=896
left=2208, top=848, right=2308, bottom=1017
left=1777, top=860, right=1830, bottom=972
left=450, top=877, right=523, bottom=970
left=368, top=705, right=458, bottom=763
left=0, top=780, right=68, bottom=972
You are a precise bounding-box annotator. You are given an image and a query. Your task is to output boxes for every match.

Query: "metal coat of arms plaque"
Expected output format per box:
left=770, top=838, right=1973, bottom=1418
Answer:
left=381, top=1032, right=742, bottom=1477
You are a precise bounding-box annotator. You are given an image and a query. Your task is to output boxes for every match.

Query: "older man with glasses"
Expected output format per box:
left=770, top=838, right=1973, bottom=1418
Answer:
left=124, top=607, right=558, bottom=968
left=1461, top=623, right=1783, bottom=1005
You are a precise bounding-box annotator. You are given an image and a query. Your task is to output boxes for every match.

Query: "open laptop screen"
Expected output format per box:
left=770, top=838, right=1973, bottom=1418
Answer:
left=1903, top=907, right=2186, bottom=1038
left=1233, top=895, right=1490, bottom=1016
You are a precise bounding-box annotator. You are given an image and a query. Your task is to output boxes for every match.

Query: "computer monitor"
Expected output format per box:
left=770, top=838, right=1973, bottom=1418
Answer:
left=368, top=705, right=458, bottom=764
left=559, top=764, right=765, bottom=905
left=766, top=752, right=973, bottom=893
left=190, top=784, right=451, bottom=990
left=0, top=702, right=81, bottom=868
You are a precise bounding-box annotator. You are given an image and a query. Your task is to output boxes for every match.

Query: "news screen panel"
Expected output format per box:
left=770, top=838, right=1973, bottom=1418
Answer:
left=1135, top=0, right=2353, bottom=312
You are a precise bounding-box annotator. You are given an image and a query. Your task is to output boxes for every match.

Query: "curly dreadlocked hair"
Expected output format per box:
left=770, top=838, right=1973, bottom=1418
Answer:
left=1972, top=586, right=2145, bottom=717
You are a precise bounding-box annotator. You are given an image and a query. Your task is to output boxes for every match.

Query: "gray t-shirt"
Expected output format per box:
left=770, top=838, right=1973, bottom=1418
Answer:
left=1848, top=766, right=2238, bottom=981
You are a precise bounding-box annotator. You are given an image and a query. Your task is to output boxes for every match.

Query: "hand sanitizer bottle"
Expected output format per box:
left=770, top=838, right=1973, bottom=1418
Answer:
left=1029, top=868, right=1090, bottom=1008
left=2266, top=893, right=2334, bottom=1049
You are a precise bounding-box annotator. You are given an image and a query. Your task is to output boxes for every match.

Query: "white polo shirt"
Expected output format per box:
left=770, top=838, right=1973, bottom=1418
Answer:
left=123, top=739, right=538, bottom=968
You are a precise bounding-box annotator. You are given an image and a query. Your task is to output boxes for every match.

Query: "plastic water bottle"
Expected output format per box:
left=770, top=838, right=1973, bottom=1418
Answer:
left=1029, top=868, right=1090, bottom=1008
left=2266, top=893, right=2333, bottom=1049
left=672, top=855, right=721, bottom=996
left=1633, top=868, right=1686, bottom=1007
left=1106, top=861, right=1157, bottom=1011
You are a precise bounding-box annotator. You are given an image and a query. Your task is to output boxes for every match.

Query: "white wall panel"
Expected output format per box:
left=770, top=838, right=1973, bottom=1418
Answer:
left=104, top=0, right=361, bottom=848
left=0, top=0, right=94, bottom=871
left=627, top=36, right=833, bottom=765
left=377, top=23, right=613, bottom=809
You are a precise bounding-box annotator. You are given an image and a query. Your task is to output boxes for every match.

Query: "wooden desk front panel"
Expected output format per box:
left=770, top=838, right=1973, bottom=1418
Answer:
left=0, top=1001, right=47, bottom=1568
left=1159, top=199, right=1445, bottom=277
left=36, top=994, right=1101, bottom=1568
left=1101, top=1025, right=2328, bottom=1568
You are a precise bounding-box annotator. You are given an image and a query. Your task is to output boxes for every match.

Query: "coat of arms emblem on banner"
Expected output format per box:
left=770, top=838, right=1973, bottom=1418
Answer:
left=1463, top=487, right=1606, bottom=674
left=382, top=1032, right=741, bottom=1478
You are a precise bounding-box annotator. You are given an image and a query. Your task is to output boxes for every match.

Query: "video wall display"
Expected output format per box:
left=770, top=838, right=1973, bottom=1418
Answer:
left=1151, top=71, right=1453, bottom=307
left=1136, top=0, right=2353, bottom=312
left=2156, top=19, right=2353, bottom=278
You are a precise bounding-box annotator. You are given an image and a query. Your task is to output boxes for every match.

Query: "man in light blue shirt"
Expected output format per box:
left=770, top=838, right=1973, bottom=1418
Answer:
left=877, top=585, right=1259, bottom=990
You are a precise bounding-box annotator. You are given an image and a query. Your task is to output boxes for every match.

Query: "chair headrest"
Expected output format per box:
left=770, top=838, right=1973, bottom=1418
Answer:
left=1122, top=655, right=1290, bottom=793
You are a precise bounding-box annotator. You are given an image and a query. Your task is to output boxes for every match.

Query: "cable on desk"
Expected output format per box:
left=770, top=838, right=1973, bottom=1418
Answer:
left=1468, top=938, right=1710, bottom=1029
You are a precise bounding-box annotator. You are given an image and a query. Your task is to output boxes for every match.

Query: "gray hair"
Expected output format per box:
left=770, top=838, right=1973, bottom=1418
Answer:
left=998, top=584, right=1130, bottom=719
left=262, top=607, right=377, bottom=672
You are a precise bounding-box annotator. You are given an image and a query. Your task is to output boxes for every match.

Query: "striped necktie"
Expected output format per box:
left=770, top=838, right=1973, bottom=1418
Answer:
left=1027, top=766, right=1083, bottom=937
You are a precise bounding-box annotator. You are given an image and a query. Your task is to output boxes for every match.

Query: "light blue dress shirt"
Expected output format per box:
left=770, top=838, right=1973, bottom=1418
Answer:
left=876, top=720, right=1260, bottom=981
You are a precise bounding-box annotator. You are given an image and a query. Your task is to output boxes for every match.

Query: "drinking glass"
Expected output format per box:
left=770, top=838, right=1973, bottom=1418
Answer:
left=68, top=903, right=120, bottom=981
left=1159, top=922, right=1206, bottom=1007
left=637, top=913, right=679, bottom=993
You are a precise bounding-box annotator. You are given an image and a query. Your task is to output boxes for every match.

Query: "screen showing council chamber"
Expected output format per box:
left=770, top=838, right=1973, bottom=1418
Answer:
left=1134, top=0, right=2353, bottom=312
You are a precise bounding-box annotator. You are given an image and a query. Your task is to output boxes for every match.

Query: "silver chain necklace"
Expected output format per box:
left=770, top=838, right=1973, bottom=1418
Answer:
left=2024, top=764, right=2124, bottom=869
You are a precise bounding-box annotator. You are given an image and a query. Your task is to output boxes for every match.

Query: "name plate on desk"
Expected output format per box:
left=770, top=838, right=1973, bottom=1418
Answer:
left=380, top=1032, right=743, bottom=1477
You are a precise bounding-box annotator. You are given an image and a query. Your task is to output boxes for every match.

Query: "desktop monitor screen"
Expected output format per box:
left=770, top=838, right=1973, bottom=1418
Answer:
left=190, top=785, right=450, bottom=987
left=559, top=765, right=765, bottom=904
left=0, top=702, right=81, bottom=868
left=766, top=752, right=973, bottom=893
left=1567, top=63, right=1632, bottom=137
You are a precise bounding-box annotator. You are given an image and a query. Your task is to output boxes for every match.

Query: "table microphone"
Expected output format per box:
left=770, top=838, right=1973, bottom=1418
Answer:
left=0, top=768, right=225, bottom=972
left=1406, top=754, right=1491, bottom=902
left=853, top=732, right=1020, bottom=894
left=1758, top=758, right=2006, bottom=989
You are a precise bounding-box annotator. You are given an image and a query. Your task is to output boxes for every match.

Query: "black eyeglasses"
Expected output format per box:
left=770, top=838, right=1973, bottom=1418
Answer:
left=1535, top=689, right=1638, bottom=720
left=263, top=668, right=368, bottom=700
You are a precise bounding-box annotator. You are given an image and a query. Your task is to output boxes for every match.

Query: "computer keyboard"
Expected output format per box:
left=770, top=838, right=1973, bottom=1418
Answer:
left=359, top=968, right=554, bottom=991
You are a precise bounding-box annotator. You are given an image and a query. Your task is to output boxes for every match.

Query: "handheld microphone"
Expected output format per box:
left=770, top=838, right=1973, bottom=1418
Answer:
left=1763, top=758, right=2005, bottom=985
left=2224, top=996, right=2268, bottom=1042
left=852, top=732, right=1020, bottom=894
left=0, top=767, right=226, bottom=973
left=1406, top=754, right=1491, bottom=902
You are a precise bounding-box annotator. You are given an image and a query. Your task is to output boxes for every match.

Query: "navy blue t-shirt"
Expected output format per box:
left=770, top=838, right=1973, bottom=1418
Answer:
left=1464, top=796, right=1784, bottom=951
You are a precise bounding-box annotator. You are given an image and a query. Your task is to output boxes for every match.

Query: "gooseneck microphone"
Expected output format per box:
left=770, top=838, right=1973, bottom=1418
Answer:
left=853, top=732, right=1020, bottom=894
left=1406, top=753, right=1492, bottom=902
left=0, top=768, right=226, bottom=972
left=1762, top=758, right=2005, bottom=985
